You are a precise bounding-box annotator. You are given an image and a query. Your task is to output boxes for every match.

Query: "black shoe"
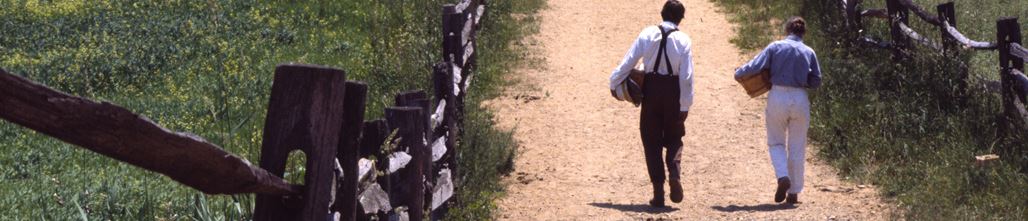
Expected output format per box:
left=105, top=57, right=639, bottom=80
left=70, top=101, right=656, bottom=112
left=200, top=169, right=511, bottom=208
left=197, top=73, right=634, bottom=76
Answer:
left=649, top=197, right=666, bottom=207
left=669, top=180, right=683, bottom=203
left=775, top=177, right=791, bottom=203
left=650, top=182, right=665, bottom=207
left=785, top=193, right=799, bottom=204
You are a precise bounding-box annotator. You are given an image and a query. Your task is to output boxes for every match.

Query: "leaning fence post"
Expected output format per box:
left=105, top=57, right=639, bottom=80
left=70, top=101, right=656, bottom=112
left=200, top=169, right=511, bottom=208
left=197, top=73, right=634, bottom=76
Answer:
left=254, top=64, right=348, bottom=221
left=997, top=17, right=1023, bottom=138
left=887, top=0, right=911, bottom=60
left=334, top=81, right=368, bottom=221
left=386, top=107, right=427, bottom=221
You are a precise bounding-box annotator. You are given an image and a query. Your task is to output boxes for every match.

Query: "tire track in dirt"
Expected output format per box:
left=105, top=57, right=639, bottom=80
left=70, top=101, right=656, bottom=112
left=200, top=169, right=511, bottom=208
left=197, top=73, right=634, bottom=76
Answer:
left=486, top=0, right=894, bottom=219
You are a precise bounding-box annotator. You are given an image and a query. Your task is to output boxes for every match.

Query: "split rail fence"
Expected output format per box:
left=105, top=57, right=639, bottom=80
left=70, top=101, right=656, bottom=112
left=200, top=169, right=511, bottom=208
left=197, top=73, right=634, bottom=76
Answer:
left=0, top=0, right=486, bottom=220
left=842, top=0, right=1028, bottom=135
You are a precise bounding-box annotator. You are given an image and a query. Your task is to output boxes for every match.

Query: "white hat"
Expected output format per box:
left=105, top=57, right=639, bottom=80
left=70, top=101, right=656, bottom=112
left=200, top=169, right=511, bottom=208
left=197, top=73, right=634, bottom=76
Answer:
left=614, top=77, right=644, bottom=106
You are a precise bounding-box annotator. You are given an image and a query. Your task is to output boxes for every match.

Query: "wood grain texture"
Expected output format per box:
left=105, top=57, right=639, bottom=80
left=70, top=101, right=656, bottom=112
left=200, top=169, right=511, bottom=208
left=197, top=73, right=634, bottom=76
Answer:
left=385, top=106, right=427, bottom=221
left=253, top=64, right=348, bottom=221
left=0, top=69, right=296, bottom=195
left=335, top=81, right=368, bottom=221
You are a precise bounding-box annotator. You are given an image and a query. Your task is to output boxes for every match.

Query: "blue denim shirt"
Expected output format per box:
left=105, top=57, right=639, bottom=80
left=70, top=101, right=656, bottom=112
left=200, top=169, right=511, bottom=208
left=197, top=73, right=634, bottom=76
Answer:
left=735, top=35, right=822, bottom=89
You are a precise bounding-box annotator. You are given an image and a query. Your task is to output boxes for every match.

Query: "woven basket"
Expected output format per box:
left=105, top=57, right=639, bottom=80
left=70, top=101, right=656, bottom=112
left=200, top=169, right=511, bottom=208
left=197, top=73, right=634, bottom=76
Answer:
left=737, top=69, right=771, bottom=98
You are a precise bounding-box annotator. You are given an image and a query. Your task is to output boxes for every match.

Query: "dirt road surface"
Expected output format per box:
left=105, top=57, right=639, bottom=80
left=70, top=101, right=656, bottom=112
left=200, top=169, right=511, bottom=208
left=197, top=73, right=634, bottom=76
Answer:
left=486, top=0, right=893, bottom=220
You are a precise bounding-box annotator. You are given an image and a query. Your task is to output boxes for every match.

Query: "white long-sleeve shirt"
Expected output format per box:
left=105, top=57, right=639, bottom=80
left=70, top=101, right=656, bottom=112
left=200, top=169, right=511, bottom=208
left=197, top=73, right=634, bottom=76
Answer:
left=609, top=21, right=695, bottom=112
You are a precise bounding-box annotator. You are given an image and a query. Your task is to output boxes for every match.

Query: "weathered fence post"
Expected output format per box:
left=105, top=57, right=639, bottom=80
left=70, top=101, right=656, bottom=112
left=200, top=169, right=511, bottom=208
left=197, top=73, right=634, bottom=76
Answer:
left=433, top=61, right=460, bottom=217
left=998, top=17, right=1024, bottom=138
left=397, top=90, right=432, bottom=139
left=936, top=2, right=957, bottom=52
left=254, top=64, right=348, bottom=221
left=443, top=5, right=463, bottom=64
left=441, top=2, right=466, bottom=205
left=887, top=0, right=911, bottom=60
left=334, top=81, right=368, bottom=221
left=433, top=63, right=452, bottom=145
left=845, top=0, right=862, bottom=31
left=386, top=107, right=428, bottom=221
left=358, top=119, right=390, bottom=221
left=936, top=2, right=969, bottom=100
left=360, top=120, right=388, bottom=158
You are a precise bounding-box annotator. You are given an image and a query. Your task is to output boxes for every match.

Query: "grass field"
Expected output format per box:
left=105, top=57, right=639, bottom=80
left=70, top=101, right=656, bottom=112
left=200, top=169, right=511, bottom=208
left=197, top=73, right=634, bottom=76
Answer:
left=716, top=0, right=1028, bottom=219
left=0, top=0, right=542, bottom=220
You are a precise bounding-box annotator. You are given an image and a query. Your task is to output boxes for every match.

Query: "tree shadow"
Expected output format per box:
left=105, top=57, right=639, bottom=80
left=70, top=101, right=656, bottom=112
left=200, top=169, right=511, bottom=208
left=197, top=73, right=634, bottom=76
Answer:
left=711, top=203, right=797, bottom=212
left=589, top=202, right=680, bottom=214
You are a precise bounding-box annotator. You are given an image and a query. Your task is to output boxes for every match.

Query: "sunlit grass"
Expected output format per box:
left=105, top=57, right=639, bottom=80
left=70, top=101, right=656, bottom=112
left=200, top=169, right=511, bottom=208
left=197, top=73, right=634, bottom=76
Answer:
left=0, top=0, right=542, bottom=219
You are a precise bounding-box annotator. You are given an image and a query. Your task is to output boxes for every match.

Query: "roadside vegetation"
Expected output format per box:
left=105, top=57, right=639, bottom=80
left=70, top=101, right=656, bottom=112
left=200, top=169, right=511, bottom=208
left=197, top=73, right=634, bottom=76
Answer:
left=0, top=0, right=542, bottom=219
left=716, top=0, right=1028, bottom=219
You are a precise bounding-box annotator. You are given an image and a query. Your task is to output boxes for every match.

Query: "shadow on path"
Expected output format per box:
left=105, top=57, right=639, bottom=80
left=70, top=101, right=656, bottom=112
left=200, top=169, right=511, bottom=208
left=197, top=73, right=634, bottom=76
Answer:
left=589, top=202, right=680, bottom=214
left=711, top=203, right=797, bottom=212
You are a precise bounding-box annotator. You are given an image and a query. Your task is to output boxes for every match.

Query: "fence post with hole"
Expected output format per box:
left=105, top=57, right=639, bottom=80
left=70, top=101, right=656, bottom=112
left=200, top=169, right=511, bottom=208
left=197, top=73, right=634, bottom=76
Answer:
left=254, top=64, right=348, bottom=221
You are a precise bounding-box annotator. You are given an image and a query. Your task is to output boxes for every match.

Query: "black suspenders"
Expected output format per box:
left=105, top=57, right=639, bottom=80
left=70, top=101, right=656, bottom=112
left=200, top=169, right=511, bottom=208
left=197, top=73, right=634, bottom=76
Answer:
left=652, top=26, right=679, bottom=76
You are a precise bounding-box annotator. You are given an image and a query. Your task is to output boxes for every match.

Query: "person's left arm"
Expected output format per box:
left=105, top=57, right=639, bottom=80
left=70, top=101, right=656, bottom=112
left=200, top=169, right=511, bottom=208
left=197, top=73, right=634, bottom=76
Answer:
left=735, top=43, right=774, bottom=81
left=678, top=37, right=694, bottom=121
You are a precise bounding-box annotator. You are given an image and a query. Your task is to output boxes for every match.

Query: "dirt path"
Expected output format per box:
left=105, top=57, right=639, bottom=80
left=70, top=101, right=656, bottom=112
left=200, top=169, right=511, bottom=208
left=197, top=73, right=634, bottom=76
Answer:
left=486, top=0, right=893, bottom=220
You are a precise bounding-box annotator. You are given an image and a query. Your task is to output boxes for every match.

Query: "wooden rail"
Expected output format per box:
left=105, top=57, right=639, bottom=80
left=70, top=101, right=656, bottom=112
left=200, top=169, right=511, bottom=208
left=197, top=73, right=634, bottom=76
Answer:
left=898, top=22, right=942, bottom=51
left=0, top=69, right=297, bottom=195
left=841, top=0, right=1028, bottom=136
left=0, top=0, right=487, bottom=220
left=942, top=21, right=999, bottom=50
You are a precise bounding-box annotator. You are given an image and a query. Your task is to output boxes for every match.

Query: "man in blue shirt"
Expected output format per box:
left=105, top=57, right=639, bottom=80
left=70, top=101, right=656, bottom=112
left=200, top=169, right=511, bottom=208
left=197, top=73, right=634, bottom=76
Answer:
left=735, top=16, right=822, bottom=205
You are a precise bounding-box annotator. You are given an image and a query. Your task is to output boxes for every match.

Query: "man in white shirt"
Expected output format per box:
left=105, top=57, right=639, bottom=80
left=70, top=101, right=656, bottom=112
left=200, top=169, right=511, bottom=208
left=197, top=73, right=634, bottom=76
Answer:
left=609, top=0, right=694, bottom=208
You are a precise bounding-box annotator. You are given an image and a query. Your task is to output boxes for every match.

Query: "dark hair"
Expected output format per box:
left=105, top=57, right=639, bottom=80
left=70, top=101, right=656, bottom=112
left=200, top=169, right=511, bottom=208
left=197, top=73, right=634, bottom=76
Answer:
left=785, top=16, right=806, bottom=36
left=661, top=0, right=685, bottom=25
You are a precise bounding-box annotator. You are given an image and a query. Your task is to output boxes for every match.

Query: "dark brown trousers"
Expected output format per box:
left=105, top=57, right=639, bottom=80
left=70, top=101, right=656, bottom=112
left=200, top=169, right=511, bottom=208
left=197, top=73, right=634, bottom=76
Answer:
left=639, top=74, right=686, bottom=185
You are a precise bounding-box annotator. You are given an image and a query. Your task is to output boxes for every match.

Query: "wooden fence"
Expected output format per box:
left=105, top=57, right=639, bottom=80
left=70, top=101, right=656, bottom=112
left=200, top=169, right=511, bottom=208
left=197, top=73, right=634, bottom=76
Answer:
left=0, top=0, right=486, bottom=220
left=841, top=0, right=1028, bottom=135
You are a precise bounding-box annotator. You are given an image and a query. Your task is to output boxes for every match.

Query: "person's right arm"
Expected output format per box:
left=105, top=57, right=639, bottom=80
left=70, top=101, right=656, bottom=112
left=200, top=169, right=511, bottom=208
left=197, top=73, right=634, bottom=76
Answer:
left=734, top=43, right=775, bottom=80
left=610, top=30, right=649, bottom=90
left=806, top=50, right=823, bottom=89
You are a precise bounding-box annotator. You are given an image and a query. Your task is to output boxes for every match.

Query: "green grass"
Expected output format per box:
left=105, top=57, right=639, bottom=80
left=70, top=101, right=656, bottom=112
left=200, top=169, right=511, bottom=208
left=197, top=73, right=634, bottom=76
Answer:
left=444, top=0, right=544, bottom=219
left=0, top=0, right=542, bottom=219
left=715, top=0, right=1028, bottom=219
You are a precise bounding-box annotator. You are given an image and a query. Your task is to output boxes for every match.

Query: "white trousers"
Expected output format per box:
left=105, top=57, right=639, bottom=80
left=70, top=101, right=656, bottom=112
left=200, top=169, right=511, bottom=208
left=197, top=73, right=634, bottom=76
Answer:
left=765, top=85, right=810, bottom=194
